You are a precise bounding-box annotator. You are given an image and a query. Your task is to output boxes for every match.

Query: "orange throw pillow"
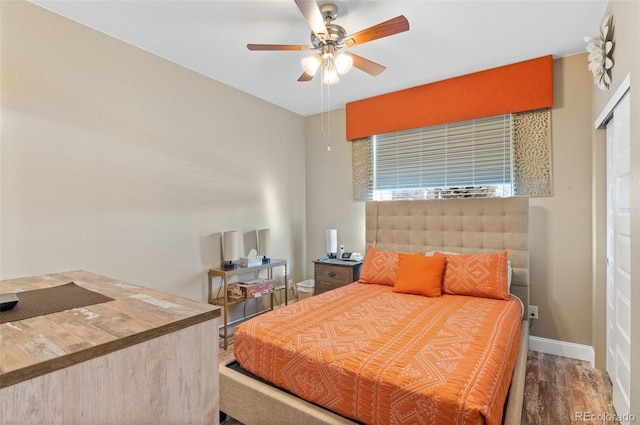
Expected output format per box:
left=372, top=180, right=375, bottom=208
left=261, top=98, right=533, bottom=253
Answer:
left=436, top=251, right=510, bottom=300
left=392, top=252, right=445, bottom=297
left=358, top=246, right=398, bottom=286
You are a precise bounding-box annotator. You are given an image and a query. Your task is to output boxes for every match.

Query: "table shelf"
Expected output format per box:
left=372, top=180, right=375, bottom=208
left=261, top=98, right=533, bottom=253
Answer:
left=208, top=259, right=287, bottom=349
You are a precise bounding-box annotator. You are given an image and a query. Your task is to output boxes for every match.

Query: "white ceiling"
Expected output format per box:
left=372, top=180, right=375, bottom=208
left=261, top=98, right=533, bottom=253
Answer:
left=30, top=0, right=607, bottom=116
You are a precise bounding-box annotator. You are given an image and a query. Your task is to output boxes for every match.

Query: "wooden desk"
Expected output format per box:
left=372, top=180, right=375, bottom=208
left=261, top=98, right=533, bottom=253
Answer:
left=0, top=270, right=221, bottom=425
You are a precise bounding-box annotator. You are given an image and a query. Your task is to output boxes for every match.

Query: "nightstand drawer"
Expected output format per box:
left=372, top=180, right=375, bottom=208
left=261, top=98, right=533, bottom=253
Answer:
left=313, top=260, right=362, bottom=295
left=315, top=263, right=352, bottom=285
left=315, top=280, right=344, bottom=294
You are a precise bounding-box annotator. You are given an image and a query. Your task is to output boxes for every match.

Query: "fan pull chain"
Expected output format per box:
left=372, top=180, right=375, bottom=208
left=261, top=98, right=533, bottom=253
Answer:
left=317, top=65, right=331, bottom=152
left=326, top=82, right=331, bottom=152
left=319, top=66, right=324, bottom=136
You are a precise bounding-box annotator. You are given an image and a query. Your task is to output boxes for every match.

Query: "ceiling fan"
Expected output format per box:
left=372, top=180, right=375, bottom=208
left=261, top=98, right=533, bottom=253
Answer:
left=247, top=0, right=410, bottom=84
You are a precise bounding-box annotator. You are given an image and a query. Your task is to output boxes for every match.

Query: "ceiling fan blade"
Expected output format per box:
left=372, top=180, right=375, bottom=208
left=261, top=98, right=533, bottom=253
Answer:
left=247, top=44, right=311, bottom=51
left=344, top=52, right=386, bottom=76
left=297, top=71, right=315, bottom=82
left=343, top=15, right=410, bottom=47
left=294, top=0, right=329, bottom=41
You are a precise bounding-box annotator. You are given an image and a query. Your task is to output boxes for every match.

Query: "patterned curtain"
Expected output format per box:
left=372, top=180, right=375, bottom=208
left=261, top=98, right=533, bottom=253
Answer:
left=352, top=137, right=372, bottom=202
left=511, top=109, right=553, bottom=196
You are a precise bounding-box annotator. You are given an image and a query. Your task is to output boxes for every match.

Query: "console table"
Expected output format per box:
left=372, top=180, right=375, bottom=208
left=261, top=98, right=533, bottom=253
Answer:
left=208, top=259, right=287, bottom=349
left=0, top=270, right=221, bottom=425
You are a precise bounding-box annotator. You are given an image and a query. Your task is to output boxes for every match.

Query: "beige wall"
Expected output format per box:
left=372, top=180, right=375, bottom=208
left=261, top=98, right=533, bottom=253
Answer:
left=590, top=0, right=640, bottom=413
left=0, top=1, right=307, bottom=313
left=305, top=57, right=597, bottom=347
left=528, top=54, right=594, bottom=346
left=305, top=111, right=366, bottom=266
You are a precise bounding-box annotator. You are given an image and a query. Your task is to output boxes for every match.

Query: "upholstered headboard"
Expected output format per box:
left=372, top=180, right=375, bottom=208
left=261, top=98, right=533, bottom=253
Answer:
left=365, top=197, right=529, bottom=315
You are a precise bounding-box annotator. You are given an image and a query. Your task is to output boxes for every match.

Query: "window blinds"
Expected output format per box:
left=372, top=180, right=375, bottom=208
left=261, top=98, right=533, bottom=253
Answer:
left=373, top=115, right=513, bottom=193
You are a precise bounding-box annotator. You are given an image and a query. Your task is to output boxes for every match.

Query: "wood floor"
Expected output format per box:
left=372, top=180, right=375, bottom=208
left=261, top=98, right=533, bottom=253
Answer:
left=218, top=343, right=618, bottom=425
left=523, top=351, right=618, bottom=425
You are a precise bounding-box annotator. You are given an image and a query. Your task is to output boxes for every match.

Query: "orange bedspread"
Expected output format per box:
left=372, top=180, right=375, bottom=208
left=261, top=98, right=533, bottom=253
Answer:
left=234, top=283, right=523, bottom=425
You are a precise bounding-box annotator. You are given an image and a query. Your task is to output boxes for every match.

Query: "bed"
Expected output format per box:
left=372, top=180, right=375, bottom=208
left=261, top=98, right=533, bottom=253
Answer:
left=220, top=197, right=529, bottom=425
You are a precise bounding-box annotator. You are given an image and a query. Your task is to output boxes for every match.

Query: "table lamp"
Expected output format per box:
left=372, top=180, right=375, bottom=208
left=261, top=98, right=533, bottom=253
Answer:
left=257, top=229, right=270, bottom=264
left=222, top=230, right=238, bottom=270
left=326, top=228, right=337, bottom=259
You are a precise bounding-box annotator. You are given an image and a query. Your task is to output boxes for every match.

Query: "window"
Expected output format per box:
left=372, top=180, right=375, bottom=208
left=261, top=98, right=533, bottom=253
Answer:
left=352, top=109, right=552, bottom=201
left=371, top=114, right=513, bottom=200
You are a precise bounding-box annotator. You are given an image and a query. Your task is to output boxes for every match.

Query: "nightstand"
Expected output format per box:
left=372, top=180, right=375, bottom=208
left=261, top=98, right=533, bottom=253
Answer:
left=313, top=259, right=362, bottom=295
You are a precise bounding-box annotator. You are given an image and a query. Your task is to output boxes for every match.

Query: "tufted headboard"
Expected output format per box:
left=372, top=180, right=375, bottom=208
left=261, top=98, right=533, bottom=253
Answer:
left=365, top=197, right=529, bottom=315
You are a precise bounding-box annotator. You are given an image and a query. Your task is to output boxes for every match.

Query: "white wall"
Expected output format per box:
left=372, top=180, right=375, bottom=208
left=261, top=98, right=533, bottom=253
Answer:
left=1, top=1, right=307, bottom=306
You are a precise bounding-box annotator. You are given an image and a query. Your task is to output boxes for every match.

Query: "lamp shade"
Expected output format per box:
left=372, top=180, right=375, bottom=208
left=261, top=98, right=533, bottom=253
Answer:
left=301, top=54, right=322, bottom=76
left=325, top=228, right=337, bottom=255
left=322, top=62, right=340, bottom=85
left=222, top=231, right=238, bottom=262
left=257, top=229, right=270, bottom=257
left=335, top=53, right=353, bottom=75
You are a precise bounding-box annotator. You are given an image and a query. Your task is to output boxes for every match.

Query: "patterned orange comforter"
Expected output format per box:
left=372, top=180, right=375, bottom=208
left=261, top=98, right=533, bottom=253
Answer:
left=234, top=282, right=523, bottom=425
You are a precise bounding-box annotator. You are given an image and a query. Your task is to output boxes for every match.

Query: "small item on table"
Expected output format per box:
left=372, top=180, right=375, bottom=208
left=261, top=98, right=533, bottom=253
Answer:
left=0, top=293, right=19, bottom=311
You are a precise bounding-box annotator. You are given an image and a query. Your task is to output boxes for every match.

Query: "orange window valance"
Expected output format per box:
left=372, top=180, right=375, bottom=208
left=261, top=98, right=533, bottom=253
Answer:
left=345, top=55, right=553, bottom=140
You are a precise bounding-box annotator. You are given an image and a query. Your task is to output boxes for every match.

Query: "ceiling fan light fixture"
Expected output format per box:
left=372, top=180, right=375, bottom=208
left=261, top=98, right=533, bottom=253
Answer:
left=250, top=2, right=409, bottom=85
left=322, top=62, right=340, bottom=85
left=334, top=53, right=353, bottom=74
left=301, top=54, right=323, bottom=76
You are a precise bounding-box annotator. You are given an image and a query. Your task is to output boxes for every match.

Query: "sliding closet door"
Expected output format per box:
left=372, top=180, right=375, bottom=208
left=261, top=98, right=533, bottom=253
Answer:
left=606, top=90, right=631, bottom=421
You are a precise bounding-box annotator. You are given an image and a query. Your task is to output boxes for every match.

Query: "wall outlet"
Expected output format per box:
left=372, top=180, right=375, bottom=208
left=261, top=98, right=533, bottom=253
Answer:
left=287, top=279, right=294, bottom=289
left=528, top=305, right=539, bottom=320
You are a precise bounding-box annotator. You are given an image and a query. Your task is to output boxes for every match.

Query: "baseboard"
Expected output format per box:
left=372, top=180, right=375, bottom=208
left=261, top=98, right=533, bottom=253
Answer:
left=529, top=336, right=595, bottom=368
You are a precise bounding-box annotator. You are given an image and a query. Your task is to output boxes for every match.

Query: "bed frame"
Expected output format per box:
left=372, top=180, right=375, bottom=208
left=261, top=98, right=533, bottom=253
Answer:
left=220, top=197, right=529, bottom=425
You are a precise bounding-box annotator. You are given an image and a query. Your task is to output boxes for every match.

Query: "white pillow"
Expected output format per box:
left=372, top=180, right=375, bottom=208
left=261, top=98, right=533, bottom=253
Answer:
left=425, top=250, right=458, bottom=256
